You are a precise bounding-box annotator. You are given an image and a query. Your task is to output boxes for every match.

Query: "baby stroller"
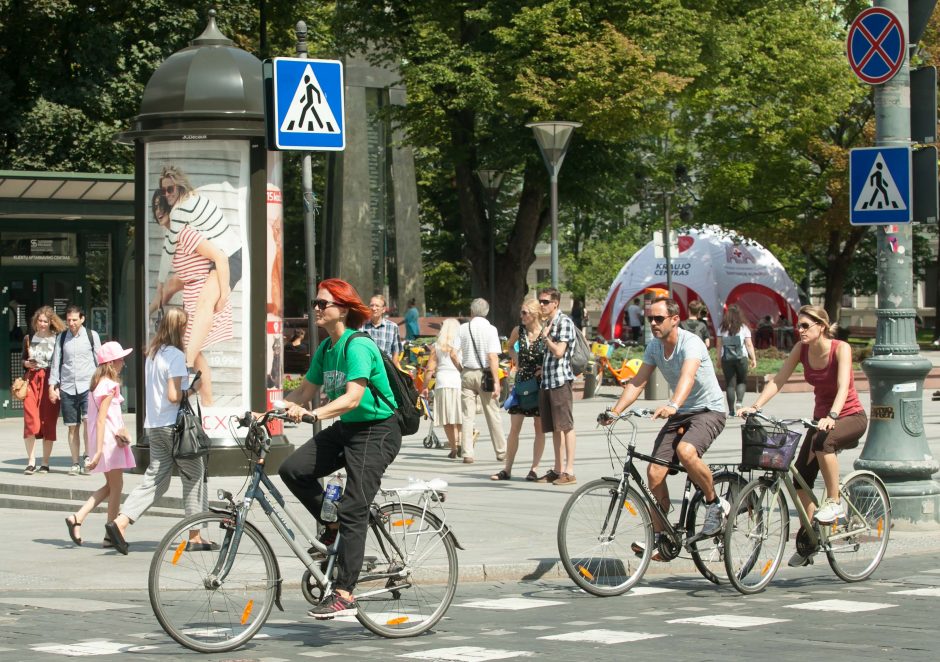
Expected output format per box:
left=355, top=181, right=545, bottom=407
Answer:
left=420, top=393, right=445, bottom=449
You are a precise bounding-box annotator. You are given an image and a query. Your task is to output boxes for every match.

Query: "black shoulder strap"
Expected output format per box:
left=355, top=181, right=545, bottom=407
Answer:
left=88, top=329, right=98, bottom=366
left=343, top=331, right=397, bottom=412
left=57, top=331, right=66, bottom=382
left=468, top=320, right=485, bottom=367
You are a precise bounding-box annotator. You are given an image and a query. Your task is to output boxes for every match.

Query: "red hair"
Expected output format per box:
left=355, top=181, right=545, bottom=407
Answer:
left=318, top=278, right=371, bottom=329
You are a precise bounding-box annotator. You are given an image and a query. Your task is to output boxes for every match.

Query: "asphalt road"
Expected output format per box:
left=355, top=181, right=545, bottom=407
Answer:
left=2, top=550, right=938, bottom=661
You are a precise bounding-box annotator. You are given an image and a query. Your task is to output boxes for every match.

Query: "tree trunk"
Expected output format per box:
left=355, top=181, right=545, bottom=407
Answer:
left=450, top=109, right=549, bottom=333
left=488, top=167, right=548, bottom=333
left=820, top=227, right=867, bottom=326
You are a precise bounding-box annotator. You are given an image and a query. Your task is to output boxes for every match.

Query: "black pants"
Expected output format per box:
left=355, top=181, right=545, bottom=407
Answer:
left=721, top=357, right=749, bottom=413
left=278, top=415, right=401, bottom=592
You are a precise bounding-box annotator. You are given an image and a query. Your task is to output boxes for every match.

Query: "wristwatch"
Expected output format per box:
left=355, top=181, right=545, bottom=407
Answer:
left=666, top=400, right=680, bottom=411
left=828, top=410, right=839, bottom=420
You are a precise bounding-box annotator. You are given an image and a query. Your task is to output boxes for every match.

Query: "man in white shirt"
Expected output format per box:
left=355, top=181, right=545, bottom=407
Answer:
left=458, top=298, right=506, bottom=463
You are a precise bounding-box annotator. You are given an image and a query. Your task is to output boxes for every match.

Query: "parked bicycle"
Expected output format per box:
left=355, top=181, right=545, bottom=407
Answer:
left=148, top=407, right=461, bottom=653
left=590, top=339, right=642, bottom=388
left=557, top=409, right=748, bottom=596
left=723, top=412, right=891, bottom=594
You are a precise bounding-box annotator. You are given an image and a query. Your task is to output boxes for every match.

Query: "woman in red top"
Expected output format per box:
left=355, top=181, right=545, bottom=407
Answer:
left=739, top=305, right=867, bottom=566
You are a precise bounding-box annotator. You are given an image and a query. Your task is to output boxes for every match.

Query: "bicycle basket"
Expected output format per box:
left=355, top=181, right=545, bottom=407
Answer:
left=740, top=418, right=803, bottom=471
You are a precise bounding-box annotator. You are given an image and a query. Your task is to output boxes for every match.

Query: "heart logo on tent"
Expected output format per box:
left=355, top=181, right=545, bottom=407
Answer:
left=678, top=235, right=694, bottom=253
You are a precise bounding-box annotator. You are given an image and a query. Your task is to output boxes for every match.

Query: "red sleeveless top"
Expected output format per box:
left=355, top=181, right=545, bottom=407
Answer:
left=800, top=339, right=864, bottom=420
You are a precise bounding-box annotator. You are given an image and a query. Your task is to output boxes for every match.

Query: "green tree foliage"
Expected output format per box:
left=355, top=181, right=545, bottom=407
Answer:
left=333, top=0, right=701, bottom=330
left=0, top=0, right=327, bottom=316
left=560, top=225, right=646, bottom=304
left=679, top=0, right=886, bottom=322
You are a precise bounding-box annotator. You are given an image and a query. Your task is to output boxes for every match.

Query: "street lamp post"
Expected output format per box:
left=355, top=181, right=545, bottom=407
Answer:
left=526, top=121, right=582, bottom=289
left=476, top=169, right=504, bottom=308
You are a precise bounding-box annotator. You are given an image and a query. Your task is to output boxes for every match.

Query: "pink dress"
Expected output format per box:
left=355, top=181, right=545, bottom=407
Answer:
left=87, top=378, right=136, bottom=473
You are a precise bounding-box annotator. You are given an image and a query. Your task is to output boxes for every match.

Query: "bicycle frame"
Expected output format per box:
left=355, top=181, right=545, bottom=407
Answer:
left=209, top=458, right=330, bottom=596
left=746, top=413, right=877, bottom=554
left=600, top=411, right=734, bottom=554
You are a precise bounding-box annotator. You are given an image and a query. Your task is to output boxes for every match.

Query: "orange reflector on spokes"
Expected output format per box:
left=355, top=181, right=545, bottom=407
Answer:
left=624, top=501, right=637, bottom=516
left=877, top=518, right=883, bottom=536
left=760, top=559, right=773, bottom=576
left=392, top=519, right=414, bottom=527
left=241, top=600, right=254, bottom=625
left=387, top=616, right=409, bottom=625
left=578, top=565, right=595, bottom=580
left=171, top=540, right=187, bottom=565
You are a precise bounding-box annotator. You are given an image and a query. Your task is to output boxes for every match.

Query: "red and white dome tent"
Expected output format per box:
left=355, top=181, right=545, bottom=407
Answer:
left=596, top=225, right=801, bottom=340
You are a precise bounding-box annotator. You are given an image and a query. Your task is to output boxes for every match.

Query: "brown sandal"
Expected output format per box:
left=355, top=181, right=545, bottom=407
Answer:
left=490, top=469, right=511, bottom=481
left=65, top=515, right=83, bottom=546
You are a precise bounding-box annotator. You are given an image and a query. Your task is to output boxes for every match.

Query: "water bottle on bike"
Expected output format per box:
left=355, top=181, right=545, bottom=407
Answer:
left=321, top=474, right=344, bottom=522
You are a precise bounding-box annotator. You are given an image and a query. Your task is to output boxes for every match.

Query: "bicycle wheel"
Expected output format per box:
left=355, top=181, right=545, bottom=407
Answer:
left=355, top=502, right=458, bottom=638
left=827, top=472, right=891, bottom=582
left=149, top=512, right=278, bottom=653
left=687, top=472, right=748, bottom=584
left=723, top=478, right=789, bottom=594
left=557, top=479, right=653, bottom=596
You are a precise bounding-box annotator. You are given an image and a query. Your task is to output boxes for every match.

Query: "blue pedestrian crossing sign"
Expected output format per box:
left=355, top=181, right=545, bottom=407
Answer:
left=849, top=146, right=912, bottom=225
left=268, top=57, right=345, bottom=151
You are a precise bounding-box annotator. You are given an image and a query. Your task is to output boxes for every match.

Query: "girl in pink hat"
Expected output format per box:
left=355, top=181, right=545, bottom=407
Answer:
left=65, top=341, right=136, bottom=547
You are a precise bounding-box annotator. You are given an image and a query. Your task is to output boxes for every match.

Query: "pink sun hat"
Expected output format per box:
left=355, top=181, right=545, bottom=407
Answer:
left=97, top=341, right=133, bottom=364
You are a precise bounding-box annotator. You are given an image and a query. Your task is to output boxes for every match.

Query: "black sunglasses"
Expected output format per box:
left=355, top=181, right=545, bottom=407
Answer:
left=648, top=315, right=669, bottom=324
left=311, top=298, right=343, bottom=311
left=797, top=321, right=817, bottom=331
left=538, top=299, right=553, bottom=305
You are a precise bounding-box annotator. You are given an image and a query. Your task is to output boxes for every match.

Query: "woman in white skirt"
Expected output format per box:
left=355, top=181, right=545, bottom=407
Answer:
left=421, top=319, right=463, bottom=458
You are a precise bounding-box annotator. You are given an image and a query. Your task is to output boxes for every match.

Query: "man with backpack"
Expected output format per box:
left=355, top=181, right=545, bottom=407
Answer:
left=536, top=287, right=579, bottom=486
left=49, top=305, right=101, bottom=475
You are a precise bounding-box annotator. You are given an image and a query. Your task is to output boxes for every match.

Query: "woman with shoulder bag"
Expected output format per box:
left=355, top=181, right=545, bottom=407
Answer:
left=105, top=308, right=211, bottom=555
left=491, top=298, right=547, bottom=481
left=22, top=306, right=65, bottom=475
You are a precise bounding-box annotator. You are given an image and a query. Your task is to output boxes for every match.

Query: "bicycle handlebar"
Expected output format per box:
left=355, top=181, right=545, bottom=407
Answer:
left=746, top=410, right=818, bottom=430
left=596, top=407, right=654, bottom=425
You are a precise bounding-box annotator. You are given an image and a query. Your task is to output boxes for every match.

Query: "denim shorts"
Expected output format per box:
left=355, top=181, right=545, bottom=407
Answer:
left=60, top=389, right=89, bottom=425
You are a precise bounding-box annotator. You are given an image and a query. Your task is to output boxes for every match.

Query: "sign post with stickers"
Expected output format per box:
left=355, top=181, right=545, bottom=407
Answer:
left=848, top=2, right=940, bottom=525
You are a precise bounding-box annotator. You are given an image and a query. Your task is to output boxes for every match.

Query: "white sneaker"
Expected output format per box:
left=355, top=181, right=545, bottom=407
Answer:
left=814, top=498, right=846, bottom=524
left=787, top=551, right=814, bottom=567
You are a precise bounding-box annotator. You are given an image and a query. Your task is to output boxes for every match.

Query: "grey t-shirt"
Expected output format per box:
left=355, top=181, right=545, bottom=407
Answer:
left=643, top=328, right=727, bottom=413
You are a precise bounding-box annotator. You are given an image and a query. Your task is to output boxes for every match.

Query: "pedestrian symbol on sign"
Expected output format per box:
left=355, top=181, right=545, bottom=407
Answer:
left=854, top=153, right=907, bottom=212
left=280, top=64, right=340, bottom=134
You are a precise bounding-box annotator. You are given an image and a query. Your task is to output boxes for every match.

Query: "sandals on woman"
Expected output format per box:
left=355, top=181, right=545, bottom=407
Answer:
left=65, top=515, right=83, bottom=546
left=490, top=469, right=511, bottom=481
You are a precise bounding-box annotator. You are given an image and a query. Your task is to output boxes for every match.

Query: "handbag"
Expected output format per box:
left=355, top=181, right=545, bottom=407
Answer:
left=513, top=378, right=540, bottom=410
left=468, top=324, right=496, bottom=392
left=12, top=336, right=31, bottom=401
left=174, top=392, right=210, bottom=463
left=12, top=373, right=31, bottom=401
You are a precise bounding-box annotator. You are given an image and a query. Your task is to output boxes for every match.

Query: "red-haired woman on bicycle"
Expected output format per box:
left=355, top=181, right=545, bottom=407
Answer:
left=280, top=278, right=402, bottom=619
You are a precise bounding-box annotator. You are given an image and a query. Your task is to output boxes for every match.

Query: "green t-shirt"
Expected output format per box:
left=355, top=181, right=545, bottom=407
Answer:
left=304, top=329, right=396, bottom=423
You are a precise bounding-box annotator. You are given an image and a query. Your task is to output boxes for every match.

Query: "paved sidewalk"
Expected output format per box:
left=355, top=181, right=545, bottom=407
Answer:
left=3, top=383, right=940, bottom=591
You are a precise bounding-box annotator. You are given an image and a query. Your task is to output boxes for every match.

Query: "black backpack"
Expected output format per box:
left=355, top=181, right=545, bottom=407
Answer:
left=344, top=331, right=422, bottom=436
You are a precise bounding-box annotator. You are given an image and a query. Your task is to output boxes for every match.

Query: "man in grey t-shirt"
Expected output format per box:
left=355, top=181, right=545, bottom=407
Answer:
left=601, top=297, right=727, bottom=546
